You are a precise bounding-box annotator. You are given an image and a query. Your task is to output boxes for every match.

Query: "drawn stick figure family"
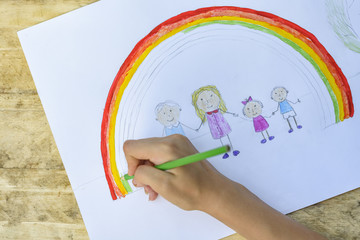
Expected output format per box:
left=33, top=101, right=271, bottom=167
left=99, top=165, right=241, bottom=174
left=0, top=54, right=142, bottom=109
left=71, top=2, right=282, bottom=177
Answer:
left=155, top=85, right=302, bottom=159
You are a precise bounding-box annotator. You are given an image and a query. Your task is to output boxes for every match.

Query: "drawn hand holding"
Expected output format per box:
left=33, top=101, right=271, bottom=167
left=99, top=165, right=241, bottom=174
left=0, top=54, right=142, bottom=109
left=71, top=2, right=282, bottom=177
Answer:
left=195, top=121, right=203, bottom=132
left=223, top=111, right=238, bottom=117
left=123, top=135, right=326, bottom=240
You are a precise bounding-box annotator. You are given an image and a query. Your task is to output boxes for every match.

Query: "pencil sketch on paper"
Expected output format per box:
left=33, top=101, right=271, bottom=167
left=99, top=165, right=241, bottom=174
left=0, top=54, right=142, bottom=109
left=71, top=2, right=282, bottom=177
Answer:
left=242, top=96, right=275, bottom=144
left=326, top=0, right=360, bottom=53
left=271, top=87, right=302, bottom=133
left=192, top=85, right=240, bottom=159
left=155, top=101, right=195, bottom=136
left=101, top=6, right=355, bottom=200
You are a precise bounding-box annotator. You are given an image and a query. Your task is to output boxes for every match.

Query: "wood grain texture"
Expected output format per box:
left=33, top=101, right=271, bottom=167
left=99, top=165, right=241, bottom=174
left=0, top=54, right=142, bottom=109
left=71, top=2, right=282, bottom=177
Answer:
left=0, top=1, right=96, bottom=239
left=0, top=1, right=359, bottom=240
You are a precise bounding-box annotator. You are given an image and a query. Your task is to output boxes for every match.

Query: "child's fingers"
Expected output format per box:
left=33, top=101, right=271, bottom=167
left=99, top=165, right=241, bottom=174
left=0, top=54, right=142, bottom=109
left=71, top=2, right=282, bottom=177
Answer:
left=132, top=179, right=146, bottom=188
left=123, top=138, right=165, bottom=160
left=123, top=138, right=159, bottom=175
left=123, top=136, right=185, bottom=165
left=144, top=185, right=158, bottom=201
left=134, top=165, right=174, bottom=193
left=124, top=153, right=141, bottom=176
left=133, top=178, right=158, bottom=200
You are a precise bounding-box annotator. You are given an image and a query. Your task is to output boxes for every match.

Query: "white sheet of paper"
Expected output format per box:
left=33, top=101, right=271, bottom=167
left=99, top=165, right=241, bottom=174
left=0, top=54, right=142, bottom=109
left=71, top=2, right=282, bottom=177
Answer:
left=18, top=0, right=360, bottom=239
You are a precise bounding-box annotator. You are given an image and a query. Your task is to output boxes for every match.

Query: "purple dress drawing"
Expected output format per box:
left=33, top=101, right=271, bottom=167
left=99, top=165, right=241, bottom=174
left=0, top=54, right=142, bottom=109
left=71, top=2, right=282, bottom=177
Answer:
left=253, top=115, right=269, bottom=132
left=206, top=109, right=232, bottom=139
left=192, top=85, right=240, bottom=158
left=242, top=96, right=275, bottom=144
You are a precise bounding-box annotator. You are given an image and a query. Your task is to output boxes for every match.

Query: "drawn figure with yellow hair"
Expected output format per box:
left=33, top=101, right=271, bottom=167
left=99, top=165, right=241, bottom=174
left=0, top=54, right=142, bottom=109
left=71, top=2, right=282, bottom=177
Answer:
left=192, top=85, right=240, bottom=159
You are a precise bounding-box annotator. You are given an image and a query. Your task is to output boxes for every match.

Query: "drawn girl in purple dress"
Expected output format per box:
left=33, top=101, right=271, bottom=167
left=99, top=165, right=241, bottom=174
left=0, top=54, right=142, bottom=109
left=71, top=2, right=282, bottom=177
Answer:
left=192, top=85, right=240, bottom=159
left=242, top=96, right=275, bottom=144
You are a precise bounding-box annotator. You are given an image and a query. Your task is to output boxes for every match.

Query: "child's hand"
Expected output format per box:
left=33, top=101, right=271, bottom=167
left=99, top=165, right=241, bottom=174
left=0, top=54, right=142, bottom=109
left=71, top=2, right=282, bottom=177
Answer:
left=123, top=134, right=225, bottom=211
left=124, top=135, right=327, bottom=240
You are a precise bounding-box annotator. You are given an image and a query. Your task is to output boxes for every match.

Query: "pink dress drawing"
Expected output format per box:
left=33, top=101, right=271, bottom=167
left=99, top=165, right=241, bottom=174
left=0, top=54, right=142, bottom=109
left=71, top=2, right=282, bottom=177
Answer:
left=206, top=109, right=232, bottom=139
left=253, top=115, right=269, bottom=132
left=242, top=96, right=275, bottom=144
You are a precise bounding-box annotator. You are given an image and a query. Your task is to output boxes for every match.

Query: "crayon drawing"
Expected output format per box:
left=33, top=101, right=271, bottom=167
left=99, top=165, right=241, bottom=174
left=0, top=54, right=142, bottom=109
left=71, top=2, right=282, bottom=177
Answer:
left=100, top=6, right=354, bottom=200
left=242, top=97, right=275, bottom=144
left=192, top=85, right=240, bottom=159
left=155, top=101, right=186, bottom=136
left=326, top=0, right=360, bottom=53
left=271, top=87, right=302, bottom=133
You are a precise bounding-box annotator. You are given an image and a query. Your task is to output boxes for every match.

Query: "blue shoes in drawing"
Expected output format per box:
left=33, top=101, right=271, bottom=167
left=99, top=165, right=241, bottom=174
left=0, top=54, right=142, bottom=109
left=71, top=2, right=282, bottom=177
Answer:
left=288, top=125, right=303, bottom=133
left=223, top=150, right=240, bottom=159
left=233, top=150, right=240, bottom=156
left=260, top=135, right=275, bottom=144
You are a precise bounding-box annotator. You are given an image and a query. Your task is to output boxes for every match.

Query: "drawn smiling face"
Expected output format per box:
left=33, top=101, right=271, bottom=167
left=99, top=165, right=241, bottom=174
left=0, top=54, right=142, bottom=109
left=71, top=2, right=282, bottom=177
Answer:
left=196, top=90, right=220, bottom=112
left=271, top=87, right=288, bottom=102
left=244, top=101, right=263, bottom=118
left=156, top=104, right=181, bottom=127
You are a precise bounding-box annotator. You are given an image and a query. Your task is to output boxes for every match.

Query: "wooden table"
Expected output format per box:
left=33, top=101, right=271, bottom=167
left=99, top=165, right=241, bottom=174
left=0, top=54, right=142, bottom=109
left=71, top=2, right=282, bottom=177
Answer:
left=0, top=1, right=359, bottom=239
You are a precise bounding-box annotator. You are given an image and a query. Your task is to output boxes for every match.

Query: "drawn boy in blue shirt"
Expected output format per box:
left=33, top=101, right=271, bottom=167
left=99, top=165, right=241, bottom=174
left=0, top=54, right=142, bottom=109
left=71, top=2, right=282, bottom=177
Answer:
left=271, top=87, right=302, bottom=133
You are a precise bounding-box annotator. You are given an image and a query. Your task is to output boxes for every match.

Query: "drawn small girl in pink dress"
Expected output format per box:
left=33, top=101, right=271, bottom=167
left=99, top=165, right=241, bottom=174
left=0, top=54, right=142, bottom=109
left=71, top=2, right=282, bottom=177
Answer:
left=242, top=96, right=275, bottom=144
left=192, top=85, right=240, bottom=159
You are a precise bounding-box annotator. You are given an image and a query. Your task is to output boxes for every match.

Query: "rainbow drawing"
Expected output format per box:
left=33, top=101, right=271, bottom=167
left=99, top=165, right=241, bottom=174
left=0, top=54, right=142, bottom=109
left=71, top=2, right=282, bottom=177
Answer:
left=101, top=6, right=354, bottom=200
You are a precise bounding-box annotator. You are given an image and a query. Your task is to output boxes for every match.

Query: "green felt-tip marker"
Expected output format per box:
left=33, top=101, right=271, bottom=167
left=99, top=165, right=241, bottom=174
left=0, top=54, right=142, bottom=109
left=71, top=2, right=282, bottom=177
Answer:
left=123, top=145, right=230, bottom=181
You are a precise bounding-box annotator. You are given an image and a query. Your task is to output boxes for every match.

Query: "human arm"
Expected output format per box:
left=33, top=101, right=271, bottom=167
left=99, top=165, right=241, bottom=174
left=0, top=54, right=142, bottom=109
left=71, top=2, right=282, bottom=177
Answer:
left=123, top=135, right=327, bottom=240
